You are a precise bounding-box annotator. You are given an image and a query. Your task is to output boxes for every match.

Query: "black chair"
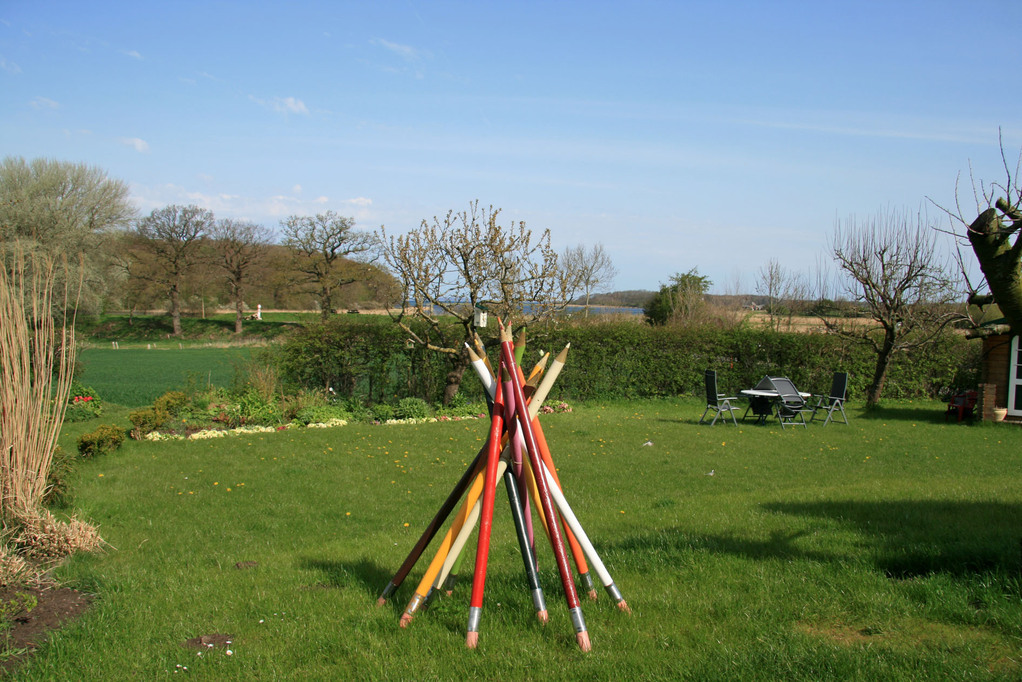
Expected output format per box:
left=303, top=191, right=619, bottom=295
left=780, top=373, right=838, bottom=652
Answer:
left=768, top=376, right=814, bottom=429
left=699, top=369, right=740, bottom=426
left=811, top=372, right=849, bottom=425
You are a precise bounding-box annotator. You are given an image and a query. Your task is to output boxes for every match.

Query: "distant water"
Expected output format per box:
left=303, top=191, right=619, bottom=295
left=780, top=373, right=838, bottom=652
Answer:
left=418, top=302, right=644, bottom=317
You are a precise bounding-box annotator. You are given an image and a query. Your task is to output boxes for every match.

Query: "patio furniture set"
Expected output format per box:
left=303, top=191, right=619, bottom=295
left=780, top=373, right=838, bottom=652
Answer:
left=699, top=370, right=849, bottom=428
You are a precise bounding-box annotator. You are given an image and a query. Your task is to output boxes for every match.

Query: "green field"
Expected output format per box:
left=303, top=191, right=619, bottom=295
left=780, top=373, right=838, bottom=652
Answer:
left=76, top=348, right=254, bottom=407
left=16, top=399, right=1022, bottom=680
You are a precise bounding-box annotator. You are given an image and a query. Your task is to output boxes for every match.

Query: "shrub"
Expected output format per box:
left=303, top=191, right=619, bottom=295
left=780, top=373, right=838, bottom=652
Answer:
left=238, top=387, right=283, bottom=425
left=295, top=405, right=352, bottom=425
left=128, top=407, right=168, bottom=440
left=372, top=404, right=396, bottom=422
left=65, top=381, right=103, bottom=422
left=154, top=390, right=189, bottom=417
left=343, top=398, right=374, bottom=423
left=281, top=389, right=328, bottom=422
left=395, top=397, right=431, bottom=420
left=77, top=424, right=127, bottom=458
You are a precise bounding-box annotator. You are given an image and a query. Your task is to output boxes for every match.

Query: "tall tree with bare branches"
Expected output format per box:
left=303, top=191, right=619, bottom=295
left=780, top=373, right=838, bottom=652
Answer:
left=280, top=211, right=375, bottom=321
left=130, top=205, right=214, bottom=336
left=830, top=209, right=964, bottom=408
left=562, top=242, right=616, bottom=317
left=209, top=218, right=272, bottom=333
left=380, top=201, right=576, bottom=404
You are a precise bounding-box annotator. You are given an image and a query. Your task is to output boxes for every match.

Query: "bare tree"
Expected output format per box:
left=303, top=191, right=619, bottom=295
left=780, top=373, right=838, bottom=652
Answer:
left=130, top=205, right=214, bottom=336
left=756, top=259, right=785, bottom=328
left=0, top=156, right=135, bottom=312
left=562, top=242, right=616, bottom=317
left=209, top=218, right=272, bottom=333
left=830, top=209, right=964, bottom=408
left=280, top=211, right=375, bottom=321
left=380, top=200, right=575, bottom=404
left=934, top=139, right=1022, bottom=337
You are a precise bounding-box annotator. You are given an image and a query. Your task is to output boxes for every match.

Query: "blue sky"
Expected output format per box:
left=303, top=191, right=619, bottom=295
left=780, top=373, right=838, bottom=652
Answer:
left=2, top=1, right=1020, bottom=293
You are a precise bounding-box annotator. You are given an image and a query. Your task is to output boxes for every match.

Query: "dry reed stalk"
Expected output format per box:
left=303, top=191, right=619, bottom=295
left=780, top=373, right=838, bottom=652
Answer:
left=0, top=252, right=78, bottom=522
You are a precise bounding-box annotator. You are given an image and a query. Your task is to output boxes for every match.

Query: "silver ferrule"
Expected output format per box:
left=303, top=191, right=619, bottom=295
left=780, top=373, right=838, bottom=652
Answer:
left=580, top=572, right=595, bottom=594
left=531, top=588, right=547, bottom=613
left=605, top=582, right=624, bottom=603
left=569, top=606, right=587, bottom=634
left=466, top=606, right=482, bottom=633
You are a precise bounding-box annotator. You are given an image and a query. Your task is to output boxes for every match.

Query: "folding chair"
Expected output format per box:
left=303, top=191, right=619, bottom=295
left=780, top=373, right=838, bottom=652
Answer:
left=699, top=369, right=741, bottom=426
left=768, top=376, right=814, bottom=429
left=811, top=372, right=849, bottom=425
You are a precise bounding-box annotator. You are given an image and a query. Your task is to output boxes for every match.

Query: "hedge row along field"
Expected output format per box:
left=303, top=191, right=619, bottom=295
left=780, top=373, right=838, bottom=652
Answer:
left=267, top=320, right=981, bottom=406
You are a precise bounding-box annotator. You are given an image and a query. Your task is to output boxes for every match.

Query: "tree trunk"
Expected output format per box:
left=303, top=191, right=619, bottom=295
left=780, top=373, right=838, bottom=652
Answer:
left=170, top=285, right=182, bottom=336
left=320, top=285, right=333, bottom=322
left=442, top=347, right=471, bottom=406
left=865, top=332, right=897, bottom=408
left=235, top=296, right=244, bottom=334
left=969, top=204, right=1022, bottom=336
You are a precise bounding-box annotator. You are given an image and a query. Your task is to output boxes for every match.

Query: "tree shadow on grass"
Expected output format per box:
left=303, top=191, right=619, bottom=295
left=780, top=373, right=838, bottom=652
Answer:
left=761, top=499, right=1022, bottom=578
left=610, top=500, right=1022, bottom=580
left=856, top=404, right=960, bottom=425
left=299, top=556, right=396, bottom=603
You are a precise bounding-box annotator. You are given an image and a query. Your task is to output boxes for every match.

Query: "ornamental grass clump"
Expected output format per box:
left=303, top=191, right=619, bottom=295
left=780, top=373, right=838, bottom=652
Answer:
left=11, top=510, right=104, bottom=565
left=0, top=544, right=29, bottom=589
left=0, top=252, right=103, bottom=579
left=0, top=253, right=77, bottom=521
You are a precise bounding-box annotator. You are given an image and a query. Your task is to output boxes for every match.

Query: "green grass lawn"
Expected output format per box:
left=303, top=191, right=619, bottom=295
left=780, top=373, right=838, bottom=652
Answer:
left=76, top=348, right=254, bottom=407
left=16, top=399, right=1022, bottom=680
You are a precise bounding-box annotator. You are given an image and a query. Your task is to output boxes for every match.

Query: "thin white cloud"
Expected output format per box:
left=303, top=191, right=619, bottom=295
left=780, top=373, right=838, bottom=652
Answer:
left=370, top=38, right=428, bottom=78
left=292, top=184, right=303, bottom=194
left=119, top=137, right=150, bottom=153
left=130, top=182, right=374, bottom=224
left=274, top=96, right=309, bottom=115
left=373, top=38, right=420, bottom=61
left=31, top=96, right=59, bottom=109
left=0, top=55, right=21, bottom=74
left=249, top=95, right=310, bottom=115
left=123, top=49, right=143, bottom=60
left=736, top=113, right=995, bottom=146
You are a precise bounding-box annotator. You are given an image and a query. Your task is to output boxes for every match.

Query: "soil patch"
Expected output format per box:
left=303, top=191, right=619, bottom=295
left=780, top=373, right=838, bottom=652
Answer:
left=182, top=633, right=234, bottom=650
left=0, top=585, right=92, bottom=675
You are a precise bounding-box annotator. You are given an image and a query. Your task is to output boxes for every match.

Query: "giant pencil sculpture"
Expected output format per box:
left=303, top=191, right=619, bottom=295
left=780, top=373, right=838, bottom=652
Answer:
left=497, top=321, right=591, bottom=651
left=380, top=325, right=627, bottom=651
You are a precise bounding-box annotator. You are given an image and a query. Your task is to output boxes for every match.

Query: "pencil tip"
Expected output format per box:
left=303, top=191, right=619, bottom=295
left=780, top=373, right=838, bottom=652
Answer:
left=466, top=631, right=479, bottom=648
left=617, top=600, right=632, bottom=615
left=376, top=597, right=387, bottom=607
left=577, top=631, right=592, bottom=652
left=537, top=609, right=549, bottom=624
left=588, top=589, right=599, bottom=601
left=399, top=613, right=413, bottom=628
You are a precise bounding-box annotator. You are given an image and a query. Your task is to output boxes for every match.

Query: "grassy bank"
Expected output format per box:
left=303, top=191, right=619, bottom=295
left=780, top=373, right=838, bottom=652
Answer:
left=14, top=399, right=1022, bottom=679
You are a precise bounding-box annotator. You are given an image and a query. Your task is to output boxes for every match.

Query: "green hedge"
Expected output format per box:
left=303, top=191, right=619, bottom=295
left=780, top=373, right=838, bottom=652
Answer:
left=271, top=320, right=981, bottom=404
